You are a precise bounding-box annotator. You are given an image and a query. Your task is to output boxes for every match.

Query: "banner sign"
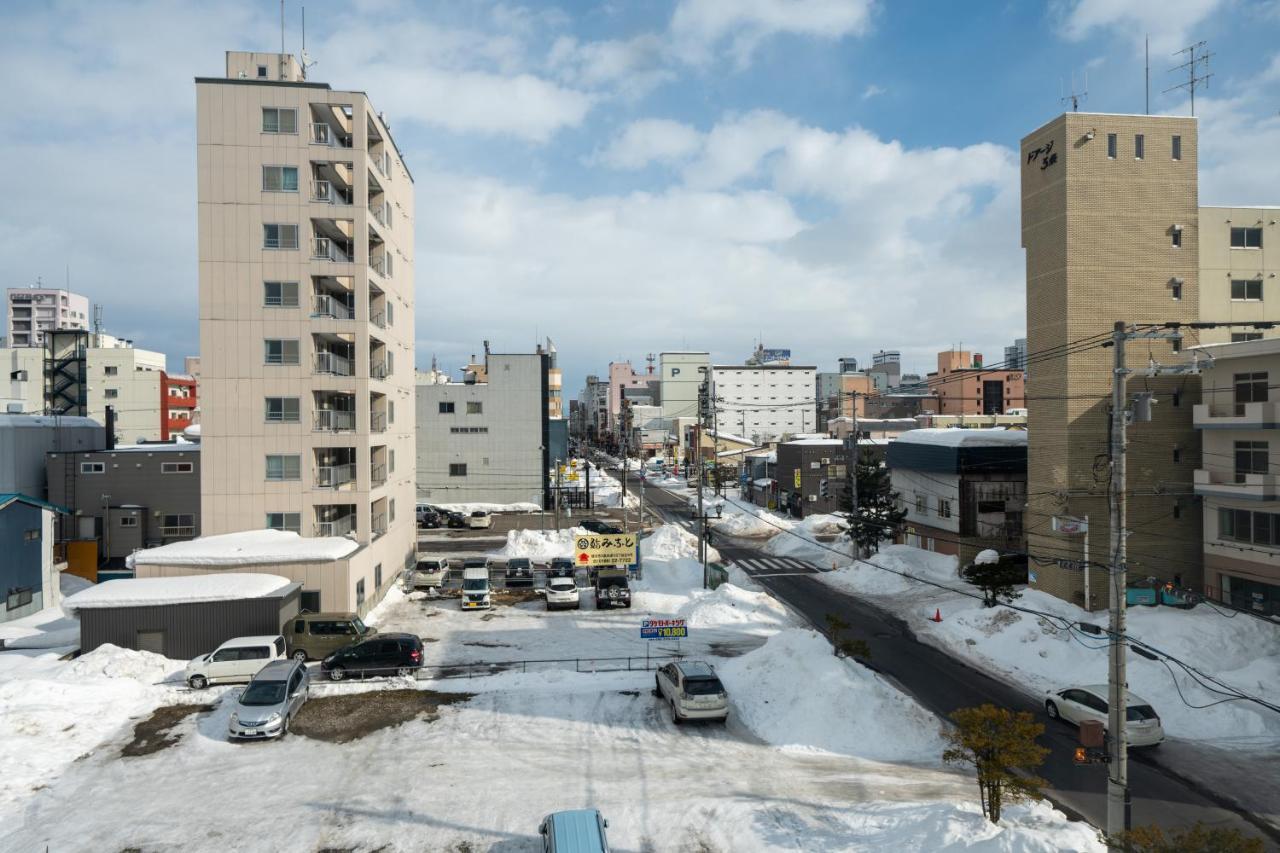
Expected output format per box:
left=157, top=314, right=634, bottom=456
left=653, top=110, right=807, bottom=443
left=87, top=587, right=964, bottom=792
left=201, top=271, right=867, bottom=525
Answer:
left=641, top=618, right=687, bottom=640
left=575, top=533, right=638, bottom=567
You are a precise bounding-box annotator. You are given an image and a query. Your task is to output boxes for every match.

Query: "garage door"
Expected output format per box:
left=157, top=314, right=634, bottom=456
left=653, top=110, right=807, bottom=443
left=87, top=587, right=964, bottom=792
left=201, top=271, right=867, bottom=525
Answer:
left=136, top=630, right=165, bottom=655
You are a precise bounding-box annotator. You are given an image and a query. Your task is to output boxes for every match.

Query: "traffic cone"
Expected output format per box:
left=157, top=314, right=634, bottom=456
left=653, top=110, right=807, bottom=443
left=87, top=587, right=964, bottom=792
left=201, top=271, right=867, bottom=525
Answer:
left=930, top=608, right=942, bottom=623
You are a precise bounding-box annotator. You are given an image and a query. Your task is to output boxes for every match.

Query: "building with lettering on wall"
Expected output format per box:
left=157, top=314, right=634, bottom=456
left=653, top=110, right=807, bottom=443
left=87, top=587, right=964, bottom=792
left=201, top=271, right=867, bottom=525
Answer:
left=926, top=349, right=1025, bottom=416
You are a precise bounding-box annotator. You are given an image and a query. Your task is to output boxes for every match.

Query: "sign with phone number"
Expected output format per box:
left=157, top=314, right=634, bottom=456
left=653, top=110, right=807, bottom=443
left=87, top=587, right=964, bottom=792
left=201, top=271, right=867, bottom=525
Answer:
left=641, top=618, right=687, bottom=639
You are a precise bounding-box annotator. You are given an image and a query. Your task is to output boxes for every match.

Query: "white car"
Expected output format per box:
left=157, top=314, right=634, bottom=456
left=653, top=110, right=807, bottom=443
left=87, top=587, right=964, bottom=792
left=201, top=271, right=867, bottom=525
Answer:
left=544, top=576, right=580, bottom=611
left=1044, top=685, right=1165, bottom=747
left=461, top=566, right=492, bottom=610
left=654, top=661, right=729, bottom=725
left=409, top=557, right=448, bottom=588
left=467, top=511, right=493, bottom=529
left=185, top=635, right=288, bottom=689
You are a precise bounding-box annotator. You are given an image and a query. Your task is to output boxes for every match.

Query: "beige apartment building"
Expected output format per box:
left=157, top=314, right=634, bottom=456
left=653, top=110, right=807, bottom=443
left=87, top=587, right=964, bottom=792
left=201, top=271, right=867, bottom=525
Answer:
left=1023, top=113, right=1203, bottom=609
left=194, top=51, right=416, bottom=616
left=1196, top=206, right=1280, bottom=344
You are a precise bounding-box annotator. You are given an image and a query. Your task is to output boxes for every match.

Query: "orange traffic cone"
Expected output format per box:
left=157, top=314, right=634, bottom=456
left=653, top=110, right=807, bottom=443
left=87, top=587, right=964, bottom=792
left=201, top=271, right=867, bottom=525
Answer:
left=930, top=608, right=942, bottom=623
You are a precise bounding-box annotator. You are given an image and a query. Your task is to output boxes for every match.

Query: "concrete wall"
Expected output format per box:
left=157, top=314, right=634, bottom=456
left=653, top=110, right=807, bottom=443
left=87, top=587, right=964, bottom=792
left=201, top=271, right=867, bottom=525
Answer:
left=713, top=365, right=818, bottom=442
left=659, top=353, right=709, bottom=421
left=1197, top=207, right=1280, bottom=345
left=0, top=415, right=104, bottom=497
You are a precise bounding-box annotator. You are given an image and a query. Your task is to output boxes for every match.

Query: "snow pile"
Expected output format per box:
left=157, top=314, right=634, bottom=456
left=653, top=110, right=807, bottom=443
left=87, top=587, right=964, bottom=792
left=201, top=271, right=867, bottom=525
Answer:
left=974, top=548, right=1000, bottom=565
left=718, top=628, right=946, bottom=762
left=127, top=529, right=357, bottom=568
left=823, top=545, right=961, bottom=596
left=633, top=557, right=705, bottom=597
left=763, top=514, right=856, bottom=565
left=64, top=573, right=294, bottom=615
left=676, top=583, right=796, bottom=632
left=895, top=427, right=1027, bottom=448
left=640, top=524, right=719, bottom=563
left=0, top=574, right=91, bottom=651
left=497, top=528, right=574, bottom=560
left=709, top=499, right=791, bottom=538
left=434, top=502, right=540, bottom=514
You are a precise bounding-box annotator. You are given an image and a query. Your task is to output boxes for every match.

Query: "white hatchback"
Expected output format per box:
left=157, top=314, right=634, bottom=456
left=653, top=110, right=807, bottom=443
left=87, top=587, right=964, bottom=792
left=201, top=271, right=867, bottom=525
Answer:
left=544, top=576, right=580, bottom=611
left=186, top=635, right=288, bottom=690
left=467, top=511, right=493, bottom=529
left=1044, top=685, right=1165, bottom=747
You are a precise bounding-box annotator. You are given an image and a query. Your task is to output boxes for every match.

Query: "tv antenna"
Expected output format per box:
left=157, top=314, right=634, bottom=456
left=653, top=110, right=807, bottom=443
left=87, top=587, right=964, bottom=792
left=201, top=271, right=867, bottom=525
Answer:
left=1060, top=71, right=1088, bottom=112
left=1163, top=40, right=1213, bottom=116
left=300, top=6, right=316, bottom=76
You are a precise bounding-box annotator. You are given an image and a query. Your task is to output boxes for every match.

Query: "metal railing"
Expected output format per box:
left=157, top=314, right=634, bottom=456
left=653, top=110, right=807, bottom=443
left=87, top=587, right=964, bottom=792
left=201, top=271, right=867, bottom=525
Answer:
left=313, top=237, right=352, bottom=263
left=314, top=409, right=356, bottom=431
left=312, top=180, right=333, bottom=202
left=371, top=463, right=387, bottom=487
left=371, top=512, right=387, bottom=539
left=312, top=294, right=354, bottom=320
left=370, top=311, right=386, bottom=329
left=311, top=123, right=353, bottom=148
left=370, top=360, right=389, bottom=380
left=315, top=516, right=356, bottom=537
left=158, top=525, right=195, bottom=538
left=369, top=203, right=388, bottom=227
left=370, top=410, right=387, bottom=432
left=316, top=463, right=357, bottom=488
left=369, top=257, right=386, bottom=278
left=314, top=351, right=354, bottom=376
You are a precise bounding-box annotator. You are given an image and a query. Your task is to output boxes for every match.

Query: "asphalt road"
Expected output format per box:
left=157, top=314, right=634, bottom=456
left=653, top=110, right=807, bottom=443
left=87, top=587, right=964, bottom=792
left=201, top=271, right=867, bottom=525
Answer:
left=629, top=470, right=1276, bottom=844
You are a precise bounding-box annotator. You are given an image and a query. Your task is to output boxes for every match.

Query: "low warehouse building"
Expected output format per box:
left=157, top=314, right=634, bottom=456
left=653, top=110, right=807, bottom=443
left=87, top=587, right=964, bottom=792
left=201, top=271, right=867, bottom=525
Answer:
left=63, top=573, right=301, bottom=659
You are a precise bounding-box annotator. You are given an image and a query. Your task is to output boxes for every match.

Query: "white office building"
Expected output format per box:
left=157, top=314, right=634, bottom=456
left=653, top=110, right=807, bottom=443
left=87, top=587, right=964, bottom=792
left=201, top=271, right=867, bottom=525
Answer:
left=6, top=287, right=90, bottom=348
left=711, top=364, right=818, bottom=444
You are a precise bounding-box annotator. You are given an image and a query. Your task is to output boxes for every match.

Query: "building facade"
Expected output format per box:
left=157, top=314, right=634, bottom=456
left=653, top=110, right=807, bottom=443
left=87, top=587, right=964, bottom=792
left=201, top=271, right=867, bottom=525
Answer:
left=1003, top=338, right=1028, bottom=371
left=0, top=414, right=103, bottom=498
left=816, top=372, right=872, bottom=431
left=160, top=372, right=198, bottom=441
left=6, top=287, right=90, bottom=348
left=926, top=349, right=1025, bottom=416
left=0, top=494, right=64, bottom=624
left=659, top=352, right=709, bottom=422
left=775, top=438, right=849, bottom=518
left=196, top=50, right=417, bottom=610
left=712, top=364, right=818, bottom=443
left=1196, top=206, right=1280, bottom=345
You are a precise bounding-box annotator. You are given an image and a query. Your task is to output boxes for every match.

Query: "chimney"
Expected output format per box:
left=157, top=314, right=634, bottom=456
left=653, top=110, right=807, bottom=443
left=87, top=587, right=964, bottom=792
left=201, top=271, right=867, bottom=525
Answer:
left=104, top=405, right=116, bottom=450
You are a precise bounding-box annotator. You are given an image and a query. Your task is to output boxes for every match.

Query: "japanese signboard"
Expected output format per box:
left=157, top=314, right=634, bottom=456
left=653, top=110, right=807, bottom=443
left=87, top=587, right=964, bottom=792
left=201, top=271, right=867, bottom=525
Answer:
left=575, top=533, right=638, bottom=567
left=793, top=469, right=802, bottom=489
left=760, top=348, right=791, bottom=364
left=641, top=618, right=687, bottom=640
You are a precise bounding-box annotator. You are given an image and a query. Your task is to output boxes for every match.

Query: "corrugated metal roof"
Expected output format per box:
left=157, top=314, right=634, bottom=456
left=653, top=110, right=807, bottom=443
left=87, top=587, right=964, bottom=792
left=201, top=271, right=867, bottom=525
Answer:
left=0, top=493, right=71, bottom=514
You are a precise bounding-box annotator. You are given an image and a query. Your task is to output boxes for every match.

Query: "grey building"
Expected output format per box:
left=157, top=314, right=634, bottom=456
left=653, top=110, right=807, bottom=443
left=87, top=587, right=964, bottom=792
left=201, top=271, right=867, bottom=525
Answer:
left=46, top=443, right=201, bottom=564
left=416, top=352, right=550, bottom=506
left=0, top=494, right=65, bottom=624
left=775, top=438, right=851, bottom=518
left=0, top=414, right=103, bottom=498
left=1004, top=337, right=1028, bottom=372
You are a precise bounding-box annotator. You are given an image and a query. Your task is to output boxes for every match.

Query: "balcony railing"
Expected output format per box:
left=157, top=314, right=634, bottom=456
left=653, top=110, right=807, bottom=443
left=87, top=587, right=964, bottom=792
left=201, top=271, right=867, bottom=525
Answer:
left=371, top=512, right=387, bottom=539
left=312, top=180, right=333, bottom=203
left=313, top=294, right=354, bottom=320
left=370, top=311, right=387, bottom=329
left=369, top=257, right=386, bottom=278
left=370, top=360, right=389, bottom=380
left=371, top=410, right=387, bottom=432
left=314, top=409, right=356, bottom=431
left=369, top=203, right=388, bottom=228
left=316, top=463, right=357, bottom=489
left=1194, top=467, right=1280, bottom=500
left=371, top=463, right=387, bottom=487
left=158, top=525, right=195, bottom=538
left=311, top=123, right=353, bottom=148
left=1194, top=401, right=1280, bottom=429
left=315, top=515, right=357, bottom=537
left=313, top=237, right=352, bottom=263
left=314, top=351, right=354, bottom=377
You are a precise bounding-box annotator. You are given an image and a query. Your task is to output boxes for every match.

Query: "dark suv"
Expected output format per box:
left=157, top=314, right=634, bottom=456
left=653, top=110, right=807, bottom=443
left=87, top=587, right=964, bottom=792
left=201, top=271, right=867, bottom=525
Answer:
left=321, top=633, right=424, bottom=680
left=579, top=519, right=622, bottom=535
left=548, top=557, right=576, bottom=578
left=505, top=557, right=534, bottom=587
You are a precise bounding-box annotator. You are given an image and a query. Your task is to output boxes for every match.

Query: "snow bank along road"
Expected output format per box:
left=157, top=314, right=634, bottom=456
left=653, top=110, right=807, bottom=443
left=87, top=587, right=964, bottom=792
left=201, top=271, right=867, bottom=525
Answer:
left=634, top=472, right=1277, bottom=844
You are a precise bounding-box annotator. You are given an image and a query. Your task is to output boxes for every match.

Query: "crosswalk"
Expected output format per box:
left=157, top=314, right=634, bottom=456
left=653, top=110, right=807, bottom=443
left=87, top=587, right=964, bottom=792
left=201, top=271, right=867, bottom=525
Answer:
left=731, top=555, right=823, bottom=577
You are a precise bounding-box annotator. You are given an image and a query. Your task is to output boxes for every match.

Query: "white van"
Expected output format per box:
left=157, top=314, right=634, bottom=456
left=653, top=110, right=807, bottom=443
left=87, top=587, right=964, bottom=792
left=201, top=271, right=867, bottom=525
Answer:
left=185, top=635, right=288, bottom=689
left=461, top=566, right=492, bottom=610
left=410, top=557, right=448, bottom=588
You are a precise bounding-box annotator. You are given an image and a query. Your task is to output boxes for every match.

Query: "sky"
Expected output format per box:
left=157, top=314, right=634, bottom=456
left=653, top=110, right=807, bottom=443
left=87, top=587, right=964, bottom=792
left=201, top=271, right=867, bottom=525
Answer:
left=2, top=0, right=1279, bottom=396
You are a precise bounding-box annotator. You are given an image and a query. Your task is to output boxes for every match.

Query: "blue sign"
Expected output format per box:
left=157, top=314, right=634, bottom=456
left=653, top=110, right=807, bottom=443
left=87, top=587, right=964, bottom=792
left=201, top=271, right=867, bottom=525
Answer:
left=641, top=618, right=687, bottom=640
left=760, top=348, right=791, bottom=363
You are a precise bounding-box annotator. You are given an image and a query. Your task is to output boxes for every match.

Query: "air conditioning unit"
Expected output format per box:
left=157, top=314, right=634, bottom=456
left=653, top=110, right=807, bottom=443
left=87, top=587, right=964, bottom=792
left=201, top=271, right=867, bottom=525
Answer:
left=10, top=370, right=27, bottom=381
left=6, top=403, right=22, bottom=414
left=808, top=495, right=818, bottom=502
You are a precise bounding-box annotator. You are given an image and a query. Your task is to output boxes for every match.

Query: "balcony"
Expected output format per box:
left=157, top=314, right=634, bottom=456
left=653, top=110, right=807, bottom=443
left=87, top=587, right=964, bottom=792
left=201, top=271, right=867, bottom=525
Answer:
left=310, top=122, right=353, bottom=148
left=369, top=202, right=388, bottom=228
left=1195, top=468, right=1280, bottom=501
left=1194, top=401, right=1280, bottom=430
left=158, top=524, right=195, bottom=538
left=315, top=515, right=356, bottom=537
left=313, top=294, right=354, bottom=320
left=313, top=237, right=353, bottom=263
left=369, top=257, right=386, bottom=278
left=314, top=409, right=356, bottom=432
left=314, top=351, right=354, bottom=377
left=371, top=512, right=387, bottom=540
left=371, top=462, right=387, bottom=487
left=370, top=311, right=386, bottom=329
left=370, top=360, right=389, bottom=380
left=316, top=462, right=357, bottom=489
left=371, top=410, right=387, bottom=432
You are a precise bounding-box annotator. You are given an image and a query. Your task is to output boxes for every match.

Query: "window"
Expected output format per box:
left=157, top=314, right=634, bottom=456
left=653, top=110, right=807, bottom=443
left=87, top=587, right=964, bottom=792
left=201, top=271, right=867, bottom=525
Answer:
left=1231, top=279, right=1263, bottom=301
left=1219, top=507, right=1280, bottom=547
left=266, top=512, right=301, bottom=533
left=438, top=401, right=455, bottom=414
left=450, top=426, right=490, bottom=434
left=161, top=462, right=194, bottom=474
left=1172, top=390, right=1181, bottom=407
left=264, top=339, right=300, bottom=365
left=1234, top=372, right=1268, bottom=415
left=262, top=165, right=299, bottom=192
left=263, top=280, right=299, bottom=307
left=6, top=588, right=33, bottom=611
left=1173, top=447, right=1182, bottom=463
left=389, top=449, right=395, bottom=473
left=1134, top=134, right=1144, bottom=160
left=160, top=514, right=194, bottom=535
left=1232, top=332, right=1265, bottom=343
left=261, top=107, right=297, bottom=133
left=300, top=590, right=320, bottom=612
left=1170, top=278, right=1182, bottom=300
left=104, top=365, right=118, bottom=376
left=1172, top=135, right=1182, bottom=160
left=23, top=528, right=38, bottom=542
left=104, top=389, right=118, bottom=399
left=1234, top=440, right=1268, bottom=483
left=119, top=516, right=138, bottom=527
left=449, top=463, right=467, bottom=477
left=375, top=564, right=383, bottom=589
left=80, top=461, right=105, bottom=474
left=389, top=400, right=395, bottom=423
left=915, top=493, right=927, bottom=514
left=389, top=500, right=396, bottom=523
left=1107, top=133, right=1117, bottom=159
left=266, top=454, right=301, bottom=481
left=264, top=397, right=300, bottom=422
left=263, top=223, right=299, bottom=249
left=257, top=65, right=269, bottom=79
left=466, top=401, right=483, bottom=414
left=1231, top=227, right=1263, bottom=249
left=938, top=499, right=952, bottom=519
left=356, top=579, right=366, bottom=608
left=1171, top=227, right=1182, bottom=248
left=386, top=301, right=394, bottom=326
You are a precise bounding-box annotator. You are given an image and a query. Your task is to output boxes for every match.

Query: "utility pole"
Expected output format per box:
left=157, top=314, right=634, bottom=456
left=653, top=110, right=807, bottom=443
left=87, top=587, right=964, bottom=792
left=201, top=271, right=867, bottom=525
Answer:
left=697, top=379, right=708, bottom=587
left=621, top=399, right=630, bottom=527
left=554, top=459, right=562, bottom=532
left=847, top=391, right=860, bottom=558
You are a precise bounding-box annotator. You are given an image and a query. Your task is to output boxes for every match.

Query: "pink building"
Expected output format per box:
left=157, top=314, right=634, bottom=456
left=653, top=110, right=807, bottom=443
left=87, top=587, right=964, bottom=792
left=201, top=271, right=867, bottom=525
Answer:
left=607, top=361, right=650, bottom=431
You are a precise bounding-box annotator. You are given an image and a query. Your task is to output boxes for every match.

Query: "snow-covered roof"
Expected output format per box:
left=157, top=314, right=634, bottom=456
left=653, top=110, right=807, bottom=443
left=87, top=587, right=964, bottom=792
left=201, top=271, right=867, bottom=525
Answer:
left=753, top=478, right=775, bottom=487
left=109, top=443, right=200, bottom=453
left=785, top=438, right=845, bottom=446
left=894, top=428, right=1027, bottom=448
left=64, top=573, right=296, bottom=614
left=126, top=529, right=358, bottom=568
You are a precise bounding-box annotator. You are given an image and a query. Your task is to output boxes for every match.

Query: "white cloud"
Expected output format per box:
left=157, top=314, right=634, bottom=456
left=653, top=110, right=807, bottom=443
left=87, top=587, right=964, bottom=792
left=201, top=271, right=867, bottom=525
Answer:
left=1059, top=0, right=1227, bottom=54
left=862, top=83, right=886, bottom=99
left=671, top=0, right=876, bottom=65
left=1195, top=56, right=1280, bottom=205
left=595, top=119, right=705, bottom=169
left=547, top=34, right=676, bottom=97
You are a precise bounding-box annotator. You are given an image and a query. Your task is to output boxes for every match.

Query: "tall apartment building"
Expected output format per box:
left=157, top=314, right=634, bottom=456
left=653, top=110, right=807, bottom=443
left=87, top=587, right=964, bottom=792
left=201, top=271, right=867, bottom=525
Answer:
left=1023, top=113, right=1202, bottom=608
left=6, top=287, right=89, bottom=347
left=1003, top=338, right=1027, bottom=371
left=1195, top=207, right=1279, bottom=344
left=711, top=364, right=818, bottom=443
left=545, top=338, right=563, bottom=420
left=196, top=51, right=415, bottom=613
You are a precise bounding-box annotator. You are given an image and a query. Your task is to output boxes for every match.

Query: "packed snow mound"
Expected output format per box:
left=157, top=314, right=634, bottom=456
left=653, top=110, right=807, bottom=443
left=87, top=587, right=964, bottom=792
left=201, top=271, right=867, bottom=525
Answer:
left=718, top=629, right=946, bottom=762
left=640, top=524, right=719, bottom=563
left=498, top=529, right=574, bottom=560
left=64, top=573, right=294, bottom=615
left=633, top=557, right=704, bottom=596
left=974, top=549, right=1000, bottom=565
left=64, top=644, right=180, bottom=684
left=434, top=502, right=539, bottom=514
left=763, top=521, right=855, bottom=565
left=709, top=502, right=787, bottom=538
left=677, top=583, right=796, bottom=632
left=822, top=545, right=962, bottom=596
left=127, top=529, right=356, bottom=568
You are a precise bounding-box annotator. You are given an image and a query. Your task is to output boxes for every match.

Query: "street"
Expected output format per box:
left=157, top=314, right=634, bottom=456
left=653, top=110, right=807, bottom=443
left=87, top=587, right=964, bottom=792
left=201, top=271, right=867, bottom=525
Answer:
left=631, top=471, right=1277, bottom=844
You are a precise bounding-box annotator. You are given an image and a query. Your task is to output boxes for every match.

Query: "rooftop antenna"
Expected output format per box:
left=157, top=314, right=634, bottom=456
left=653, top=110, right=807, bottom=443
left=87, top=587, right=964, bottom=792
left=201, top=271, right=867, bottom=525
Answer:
left=1060, top=71, right=1088, bottom=112
left=1164, top=40, right=1213, bottom=116
left=300, top=6, right=316, bottom=77
left=278, top=0, right=288, bottom=80
left=1145, top=35, right=1150, bottom=114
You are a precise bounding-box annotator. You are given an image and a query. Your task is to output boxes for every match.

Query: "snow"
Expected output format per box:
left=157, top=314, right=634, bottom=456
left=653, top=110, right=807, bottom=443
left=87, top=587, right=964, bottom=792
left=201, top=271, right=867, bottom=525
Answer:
left=894, top=427, right=1027, bottom=448
left=785, top=437, right=845, bottom=446
left=126, top=529, right=358, bottom=567
left=434, top=501, right=541, bottom=514
left=975, top=548, right=1000, bottom=565
left=762, top=513, right=854, bottom=565
left=498, top=528, right=574, bottom=560
left=108, top=442, right=201, bottom=453
left=639, top=522, right=718, bottom=563
left=63, top=572, right=295, bottom=614
left=0, top=573, right=91, bottom=653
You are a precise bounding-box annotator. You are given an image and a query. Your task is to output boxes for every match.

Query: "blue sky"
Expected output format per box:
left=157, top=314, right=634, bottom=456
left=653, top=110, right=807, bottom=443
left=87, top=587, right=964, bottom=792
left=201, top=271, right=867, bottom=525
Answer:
left=2, top=0, right=1278, bottom=394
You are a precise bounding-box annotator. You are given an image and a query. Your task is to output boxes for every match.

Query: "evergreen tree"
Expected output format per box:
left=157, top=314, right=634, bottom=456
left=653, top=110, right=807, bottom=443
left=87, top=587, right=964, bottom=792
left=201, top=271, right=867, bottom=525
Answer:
left=962, top=552, right=1028, bottom=607
left=839, top=447, right=907, bottom=556
left=943, top=704, right=1048, bottom=824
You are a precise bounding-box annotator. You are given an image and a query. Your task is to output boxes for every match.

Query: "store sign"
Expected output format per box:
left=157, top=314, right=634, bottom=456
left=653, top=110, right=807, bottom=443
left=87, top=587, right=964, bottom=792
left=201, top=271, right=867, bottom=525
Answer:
left=793, top=469, right=802, bottom=489
left=575, top=534, right=638, bottom=567
left=641, top=618, right=687, bottom=640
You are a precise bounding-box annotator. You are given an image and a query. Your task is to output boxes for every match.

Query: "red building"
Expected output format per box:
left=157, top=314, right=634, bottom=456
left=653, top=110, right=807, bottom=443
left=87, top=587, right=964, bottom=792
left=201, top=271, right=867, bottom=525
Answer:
left=926, top=350, right=1025, bottom=416
left=160, top=371, right=198, bottom=440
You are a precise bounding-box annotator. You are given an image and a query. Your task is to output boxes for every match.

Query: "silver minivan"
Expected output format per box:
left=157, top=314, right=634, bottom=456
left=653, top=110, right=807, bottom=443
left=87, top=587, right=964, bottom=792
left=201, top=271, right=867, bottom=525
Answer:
left=228, top=659, right=310, bottom=740
left=654, top=661, right=729, bottom=725
left=409, top=557, right=448, bottom=589
left=185, top=635, right=287, bottom=689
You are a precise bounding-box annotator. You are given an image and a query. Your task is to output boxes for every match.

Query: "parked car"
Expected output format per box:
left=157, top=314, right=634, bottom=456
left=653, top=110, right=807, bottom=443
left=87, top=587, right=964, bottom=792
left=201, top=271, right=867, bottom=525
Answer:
left=594, top=568, right=631, bottom=609
left=548, top=557, right=577, bottom=578
left=468, top=510, right=494, bottom=529
left=545, top=576, right=581, bottom=611
left=286, top=612, right=376, bottom=662
left=462, top=566, right=493, bottom=610
left=228, top=659, right=309, bottom=740
left=417, top=509, right=441, bottom=529
left=505, top=557, right=535, bottom=588
left=186, top=635, right=287, bottom=689
left=579, top=519, right=622, bottom=535
left=1044, top=685, right=1165, bottom=747
left=653, top=661, right=729, bottom=725
left=538, top=809, right=611, bottom=853
left=410, top=557, right=448, bottom=588
left=321, top=633, right=425, bottom=681
left=445, top=511, right=468, bottom=529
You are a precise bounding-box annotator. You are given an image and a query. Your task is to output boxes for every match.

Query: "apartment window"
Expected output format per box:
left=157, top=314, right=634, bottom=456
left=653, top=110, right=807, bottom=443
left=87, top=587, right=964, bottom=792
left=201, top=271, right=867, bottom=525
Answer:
left=104, top=365, right=118, bottom=376
left=1170, top=280, right=1182, bottom=300
left=1172, top=135, right=1182, bottom=161
left=1134, top=134, right=1145, bottom=160
left=263, top=281, right=299, bottom=307
left=261, top=107, right=297, bottom=134
left=160, top=514, right=195, bottom=535
left=257, top=65, right=269, bottom=79
left=439, top=402, right=455, bottom=414
left=389, top=500, right=396, bottom=523
left=1231, top=227, right=1263, bottom=249
left=938, top=498, right=952, bottom=519
left=1232, top=332, right=1265, bottom=343
left=1231, top=279, right=1263, bottom=301
left=449, top=463, right=467, bottom=477
left=1234, top=440, right=1268, bottom=483
left=915, top=493, right=927, bottom=514
left=265, top=454, right=301, bottom=481
left=104, top=389, right=118, bottom=399
left=389, top=449, right=395, bottom=473
left=265, top=512, right=301, bottom=533
left=263, top=223, right=299, bottom=249
left=262, top=165, right=299, bottom=192
left=161, top=462, right=194, bottom=474
left=1171, top=227, right=1182, bottom=248
left=450, top=426, right=490, bottom=434
left=119, top=516, right=138, bottom=528
left=1234, top=371, right=1268, bottom=415
left=1106, top=133, right=1117, bottom=159
left=375, top=563, right=383, bottom=589
left=386, top=302, right=394, bottom=326
left=388, top=400, right=395, bottom=424
left=466, top=401, right=483, bottom=415
left=356, top=579, right=365, bottom=609
left=264, top=397, right=300, bottom=422
left=80, top=462, right=105, bottom=474
left=264, top=339, right=300, bottom=365
left=300, top=590, right=320, bottom=611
